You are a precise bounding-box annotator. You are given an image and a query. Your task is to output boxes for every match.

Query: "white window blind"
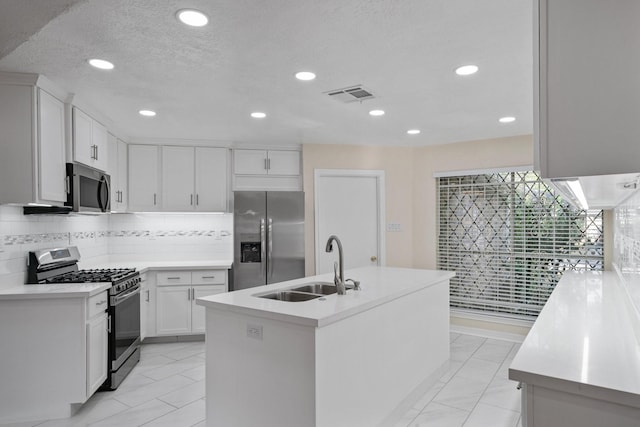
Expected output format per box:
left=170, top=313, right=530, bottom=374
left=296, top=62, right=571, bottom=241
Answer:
left=437, top=171, right=603, bottom=318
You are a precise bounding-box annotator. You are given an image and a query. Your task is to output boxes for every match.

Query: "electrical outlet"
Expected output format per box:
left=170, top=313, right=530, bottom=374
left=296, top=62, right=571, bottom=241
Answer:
left=246, top=323, right=263, bottom=340
left=387, top=223, right=402, bottom=232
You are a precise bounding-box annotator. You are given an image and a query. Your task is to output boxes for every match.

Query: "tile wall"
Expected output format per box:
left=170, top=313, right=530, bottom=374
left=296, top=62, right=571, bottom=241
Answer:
left=613, top=189, right=640, bottom=314
left=0, top=206, right=233, bottom=289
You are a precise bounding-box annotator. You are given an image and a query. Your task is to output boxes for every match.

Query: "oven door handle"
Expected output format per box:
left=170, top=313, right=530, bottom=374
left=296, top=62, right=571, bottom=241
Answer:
left=112, top=286, right=140, bottom=305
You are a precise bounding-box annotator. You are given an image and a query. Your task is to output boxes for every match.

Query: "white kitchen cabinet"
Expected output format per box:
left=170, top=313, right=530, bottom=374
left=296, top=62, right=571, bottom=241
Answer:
left=535, top=0, right=640, bottom=179
left=0, top=75, right=68, bottom=206
left=86, top=311, right=108, bottom=396
left=233, top=148, right=302, bottom=191
left=162, top=146, right=228, bottom=212
left=154, top=269, right=228, bottom=336
left=72, top=107, right=108, bottom=172
left=140, top=271, right=156, bottom=340
left=108, top=135, right=128, bottom=212
left=128, top=144, right=160, bottom=211
left=234, top=149, right=300, bottom=176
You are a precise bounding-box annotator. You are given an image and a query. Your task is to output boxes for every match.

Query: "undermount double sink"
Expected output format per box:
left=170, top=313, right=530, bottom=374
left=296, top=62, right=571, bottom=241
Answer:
left=256, top=281, right=354, bottom=302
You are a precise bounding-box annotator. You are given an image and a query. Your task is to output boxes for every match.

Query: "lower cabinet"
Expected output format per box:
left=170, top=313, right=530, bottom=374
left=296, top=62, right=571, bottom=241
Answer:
left=147, top=269, right=228, bottom=337
left=86, top=291, right=109, bottom=397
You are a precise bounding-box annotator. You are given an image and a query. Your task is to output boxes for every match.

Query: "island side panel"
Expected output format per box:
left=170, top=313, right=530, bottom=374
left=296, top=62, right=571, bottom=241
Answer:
left=314, top=280, right=450, bottom=427
left=204, top=308, right=317, bottom=427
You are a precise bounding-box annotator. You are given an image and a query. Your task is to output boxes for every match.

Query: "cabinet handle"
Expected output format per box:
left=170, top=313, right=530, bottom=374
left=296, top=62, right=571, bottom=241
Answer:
left=95, top=145, right=99, bottom=160
left=201, top=276, right=216, bottom=279
left=196, top=194, right=199, bottom=205
left=267, top=158, right=271, bottom=170
left=145, top=289, right=150, bottom=302
left=153, top=193, right=157, bottom=205
left=264, top=158, right=268, bottom=170
left=167, top=277, right=180, bottom=280
left=191, top=194, right=193, bottom=205
left=95, top=300, right=106, bottom=306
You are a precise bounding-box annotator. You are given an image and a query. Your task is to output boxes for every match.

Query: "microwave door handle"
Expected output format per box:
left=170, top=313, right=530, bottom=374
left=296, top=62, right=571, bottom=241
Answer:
left=98, top=176, right=110, bottom=212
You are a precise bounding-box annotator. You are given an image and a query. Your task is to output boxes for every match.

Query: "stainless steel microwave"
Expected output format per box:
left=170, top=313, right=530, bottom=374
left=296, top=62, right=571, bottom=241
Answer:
left=66, top=163, right=111, bottom=213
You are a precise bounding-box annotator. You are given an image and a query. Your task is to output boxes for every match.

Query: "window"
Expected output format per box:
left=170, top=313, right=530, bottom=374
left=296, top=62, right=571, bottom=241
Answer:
left=437, top=171, right=603, bottom=318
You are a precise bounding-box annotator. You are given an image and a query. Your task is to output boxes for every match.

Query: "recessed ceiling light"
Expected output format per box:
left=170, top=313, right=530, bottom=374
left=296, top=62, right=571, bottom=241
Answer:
left=88, top=59, right=114, bottom=70
left=499, top=116, right=516, bottom=123
left=295, top=71, right=316, bottom=81
left=139, top=110, right=156, bottom=117
left=407, top=129, right=421, bottom=135
left=251, top=112, right=266, bottom=118
left=369, top=110, right=385, bottom=116
left=176, top=9, right=209, bottom=27
left=455, top=65, right=478, bottom=76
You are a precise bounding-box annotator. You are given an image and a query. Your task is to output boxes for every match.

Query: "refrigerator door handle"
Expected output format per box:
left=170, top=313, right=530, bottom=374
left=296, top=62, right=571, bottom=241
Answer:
left=260, top=218, right=267, bottom=281
left=268, top=217, right=274, bottom=279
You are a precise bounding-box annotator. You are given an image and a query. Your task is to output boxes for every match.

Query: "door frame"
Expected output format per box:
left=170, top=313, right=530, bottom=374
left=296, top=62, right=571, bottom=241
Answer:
left=314, top=169, right=386, bottom=274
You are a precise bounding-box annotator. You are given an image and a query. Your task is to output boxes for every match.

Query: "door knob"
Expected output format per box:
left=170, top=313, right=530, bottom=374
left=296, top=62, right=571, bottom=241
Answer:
left=371, top=256, right=378, bottom=262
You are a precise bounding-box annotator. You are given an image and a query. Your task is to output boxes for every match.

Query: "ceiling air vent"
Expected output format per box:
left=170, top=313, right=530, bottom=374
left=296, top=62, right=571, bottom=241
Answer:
left=325, top=85, right=375, bottom=103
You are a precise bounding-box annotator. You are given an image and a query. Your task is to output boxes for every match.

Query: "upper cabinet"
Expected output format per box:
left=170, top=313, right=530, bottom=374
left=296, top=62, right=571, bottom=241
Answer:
left=128, top=144, right=160, bottom=212
left=0, top=74, right=68, bottom=206
left=535, top=0, right=640, bottom=179
left=73, top=107, right=108, bottom=172
left=162, top=146, right=228, bottom=212
left=108, top=134, right=128, bottom=212
left=233, top=149, right=301, bottom=191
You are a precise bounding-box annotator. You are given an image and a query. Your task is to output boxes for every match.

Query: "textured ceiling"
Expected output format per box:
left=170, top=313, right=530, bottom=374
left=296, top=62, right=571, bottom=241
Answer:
left=0, top=0, right=533, bottom=146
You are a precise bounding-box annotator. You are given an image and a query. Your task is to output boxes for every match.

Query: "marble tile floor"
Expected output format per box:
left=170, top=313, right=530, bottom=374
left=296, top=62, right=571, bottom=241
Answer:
left=3, top=333, right=522, bottom=427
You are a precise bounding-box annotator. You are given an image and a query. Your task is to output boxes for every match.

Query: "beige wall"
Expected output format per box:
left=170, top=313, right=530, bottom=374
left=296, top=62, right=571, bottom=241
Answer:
left=302, top=135, right=534, bottom=275
left=412, top=135, right=534, bottom=269
left=302, top=144, right=415, bottom=275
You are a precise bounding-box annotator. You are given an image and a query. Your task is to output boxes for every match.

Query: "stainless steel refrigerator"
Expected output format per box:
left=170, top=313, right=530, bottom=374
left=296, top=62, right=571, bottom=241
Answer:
left=232, top=191, right=305, bottom=290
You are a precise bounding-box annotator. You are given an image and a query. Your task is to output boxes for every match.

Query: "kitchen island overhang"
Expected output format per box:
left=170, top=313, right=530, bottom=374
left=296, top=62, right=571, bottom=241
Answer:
left=197, top=266, right=454, bottom=427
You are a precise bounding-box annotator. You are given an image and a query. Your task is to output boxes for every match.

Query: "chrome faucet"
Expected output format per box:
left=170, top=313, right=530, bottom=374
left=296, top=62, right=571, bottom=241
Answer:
left=325, top=235, right=346, bottom=295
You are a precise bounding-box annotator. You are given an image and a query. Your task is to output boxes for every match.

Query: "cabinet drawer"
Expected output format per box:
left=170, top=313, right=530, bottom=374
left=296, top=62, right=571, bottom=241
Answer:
left=87, top=291, right=108, bottom=318
left=157, top=271, right=191, bottom=285
left=192, top=270, right=226, bottom=285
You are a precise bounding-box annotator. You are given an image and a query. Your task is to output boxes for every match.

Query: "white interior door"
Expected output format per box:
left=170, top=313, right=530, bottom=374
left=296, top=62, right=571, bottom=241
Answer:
left=315, top=169, right=385, bottom=275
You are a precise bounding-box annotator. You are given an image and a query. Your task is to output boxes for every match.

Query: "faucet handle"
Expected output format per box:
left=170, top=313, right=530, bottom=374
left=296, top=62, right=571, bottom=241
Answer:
left=345, top=278, right=361, bottom=291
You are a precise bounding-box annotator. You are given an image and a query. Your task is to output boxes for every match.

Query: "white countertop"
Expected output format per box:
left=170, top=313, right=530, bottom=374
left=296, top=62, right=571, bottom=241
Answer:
left=0, top=260, right=232, bottom=300
left=196, top=266, right=454, bottom=327
left=0, top=282, right=111, bottom=300
left=509, top=271, right=640, bottom=407
left=79, top=259, right=233, bottom=273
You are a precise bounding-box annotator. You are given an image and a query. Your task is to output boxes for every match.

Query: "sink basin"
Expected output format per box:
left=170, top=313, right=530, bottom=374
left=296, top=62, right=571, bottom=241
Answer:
left=258, top=291, right=322, bottom=302
left=289, top=282, right=340, bottom=295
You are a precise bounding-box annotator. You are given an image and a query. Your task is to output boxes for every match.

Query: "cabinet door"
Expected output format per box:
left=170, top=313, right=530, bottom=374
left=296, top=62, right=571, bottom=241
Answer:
left=128, top=145, right=160, bottom=211
left=140, top=272, right=156, bottom=339
left=195, top=147, right=227, bottom=212
left=73, top=107, right=93, bottom=167
left=162, top=146, right=194, bottom=211
left=107, top=133, right=119, bottom=207
left=156, top=285, right=192, bottom=335
left=191, top=285, right=226, bottom=333
left=117, top=140, right=128, bottom=211
left=267, top=150, right=300, bottom=176
left=86, top=312, right=108, bottom=396
left=234, top=149, right=268, bottom=175
left=91, top=120, right=108, bottom=172
left=38, top=89, right=67, bottom=203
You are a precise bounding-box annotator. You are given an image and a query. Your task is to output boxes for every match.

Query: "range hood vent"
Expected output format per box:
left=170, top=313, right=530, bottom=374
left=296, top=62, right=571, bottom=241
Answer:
left=325, top=85, right=375, bottom=103
left=23, top=205, right=72, bottom=215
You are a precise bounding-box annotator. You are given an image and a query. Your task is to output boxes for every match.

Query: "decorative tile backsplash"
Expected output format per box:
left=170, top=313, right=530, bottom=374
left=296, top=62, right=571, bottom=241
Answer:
left=0, top=206, right=233, bottom=288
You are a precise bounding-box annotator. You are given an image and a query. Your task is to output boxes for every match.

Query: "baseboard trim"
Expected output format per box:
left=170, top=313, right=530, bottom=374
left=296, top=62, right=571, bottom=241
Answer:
left=450, top=324, right=525, bottom=343
left=142, top=334, right=205, bottom=344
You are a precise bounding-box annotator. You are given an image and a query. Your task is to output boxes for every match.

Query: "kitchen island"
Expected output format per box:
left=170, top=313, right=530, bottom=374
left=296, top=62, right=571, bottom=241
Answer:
left=196, top=266, right=454, bottom=427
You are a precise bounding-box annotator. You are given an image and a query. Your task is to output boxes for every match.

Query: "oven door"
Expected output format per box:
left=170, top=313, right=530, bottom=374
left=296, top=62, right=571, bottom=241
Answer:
left=110, top=284, right=141, bottom=370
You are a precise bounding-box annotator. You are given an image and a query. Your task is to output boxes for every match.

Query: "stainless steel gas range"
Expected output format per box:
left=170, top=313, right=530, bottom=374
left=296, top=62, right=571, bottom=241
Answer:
left=27, top=246, right=141, bottom=390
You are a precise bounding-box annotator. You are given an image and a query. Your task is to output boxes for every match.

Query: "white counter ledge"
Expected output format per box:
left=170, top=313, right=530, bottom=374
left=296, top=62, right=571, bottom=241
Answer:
left=509, top=271, right=640, bottom=425
left=79, top=260, right=233, bottom=273
left=197, top=266, right=454, bottom=328
left=0, top=282, right=110, bottom=300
